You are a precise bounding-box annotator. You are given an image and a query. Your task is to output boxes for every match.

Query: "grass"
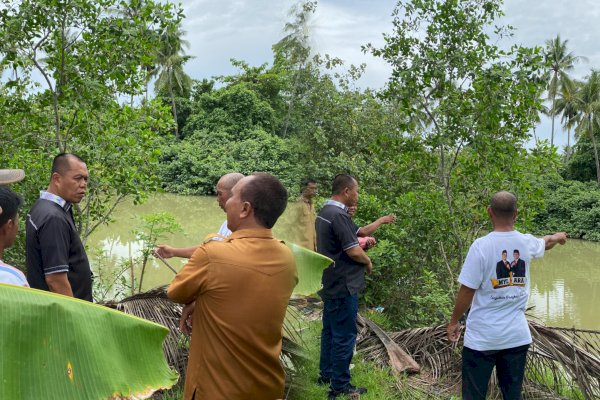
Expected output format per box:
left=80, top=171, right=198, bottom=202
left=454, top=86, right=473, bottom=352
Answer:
left=289, top=320, right=402, bottom=400
left=155, top=318, right=454, bottom=400
left=526, top=365, right=584, bottom=400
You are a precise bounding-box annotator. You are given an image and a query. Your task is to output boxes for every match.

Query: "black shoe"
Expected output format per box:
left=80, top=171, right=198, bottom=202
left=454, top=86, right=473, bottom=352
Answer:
left=328, top=384, right=367, bottom=399
left=317, top=376, right=331, bottom=386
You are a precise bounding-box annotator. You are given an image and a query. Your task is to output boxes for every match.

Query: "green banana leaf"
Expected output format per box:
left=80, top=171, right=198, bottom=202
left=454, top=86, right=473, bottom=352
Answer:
left=287, top=242, right=332, bottom=295
left=0, top=283, right=178, bottom=399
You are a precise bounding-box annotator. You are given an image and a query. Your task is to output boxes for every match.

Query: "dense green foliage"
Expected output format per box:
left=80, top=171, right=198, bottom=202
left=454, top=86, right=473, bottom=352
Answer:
left=2, top=0, right=599, bottom=330
left=0, top=0, right=181, bottom=266
left=154, top=0, right=567, bottom=327
left=534, top=177, right=600, bottom=241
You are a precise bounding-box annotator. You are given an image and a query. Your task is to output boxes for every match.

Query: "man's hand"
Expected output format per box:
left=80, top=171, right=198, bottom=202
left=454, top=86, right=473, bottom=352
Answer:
left=179, top=301, right=195, bottom=334
left=447, top=321, right=462, bottom=342
left=365, top=237, right=377, bottom=249
left=154, top=244, right=175, bottom=259
left=378, top=214, right=396, bottom=225
left=544, top=232, right=568, bottom=250
left=365, top=260, right=373, bottom=275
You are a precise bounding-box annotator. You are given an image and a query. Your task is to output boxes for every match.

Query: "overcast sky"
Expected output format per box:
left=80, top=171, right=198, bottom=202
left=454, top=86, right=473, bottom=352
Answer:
left=180, top=0, right=600, bottom=149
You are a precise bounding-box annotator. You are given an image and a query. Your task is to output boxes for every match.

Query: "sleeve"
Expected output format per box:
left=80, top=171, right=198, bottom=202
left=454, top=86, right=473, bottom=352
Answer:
left=352, top=221, right=360, bottom=236
left=458, top=241, right=484, bottom=290
left=38, top=216, right=71, bottom=276
left=167, top=245, right=211, bottom=304
left=525, top=234, right=545, bottom=259
left=331, top=214, right=359, bottom=251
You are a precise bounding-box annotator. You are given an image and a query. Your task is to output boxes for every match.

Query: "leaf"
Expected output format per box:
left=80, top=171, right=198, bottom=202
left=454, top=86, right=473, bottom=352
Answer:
left=0, top=283, right=178, bottom=399
left=287, top=242, right=332, bottom=295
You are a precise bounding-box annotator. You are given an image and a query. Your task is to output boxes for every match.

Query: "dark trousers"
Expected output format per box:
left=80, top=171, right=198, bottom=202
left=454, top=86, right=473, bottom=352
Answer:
left=462, top=344, right=530, bottom=400
left=319, top=294, right=359, bottom=392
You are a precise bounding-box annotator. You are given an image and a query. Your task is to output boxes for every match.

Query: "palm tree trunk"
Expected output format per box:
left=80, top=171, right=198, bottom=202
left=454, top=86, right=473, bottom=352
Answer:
left=566, top=127, right=571, bottom=161
left=551, top=95, right=556, bottom=146
left=589, top=122, right=600, bottom=185
left=170, top=84, right=179, bottom=140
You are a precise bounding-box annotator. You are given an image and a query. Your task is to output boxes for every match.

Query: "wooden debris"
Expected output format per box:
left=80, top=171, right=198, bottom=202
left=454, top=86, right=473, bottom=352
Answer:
left=363, top=318, right=421, bottom=374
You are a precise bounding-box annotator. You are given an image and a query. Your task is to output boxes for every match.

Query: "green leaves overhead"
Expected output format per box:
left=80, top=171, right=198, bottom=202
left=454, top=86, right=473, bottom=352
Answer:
left=0, top=283, right=178, bottom=399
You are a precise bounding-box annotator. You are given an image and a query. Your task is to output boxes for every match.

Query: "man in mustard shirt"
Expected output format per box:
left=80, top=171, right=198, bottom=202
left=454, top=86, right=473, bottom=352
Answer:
left=167, top=172, right=298, bottom=400
left=290, top=178, right=318, bottom=251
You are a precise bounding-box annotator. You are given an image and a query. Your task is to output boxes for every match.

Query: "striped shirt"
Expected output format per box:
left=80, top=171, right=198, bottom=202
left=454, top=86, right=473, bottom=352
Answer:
left=0, top=260, right=29, bottom=287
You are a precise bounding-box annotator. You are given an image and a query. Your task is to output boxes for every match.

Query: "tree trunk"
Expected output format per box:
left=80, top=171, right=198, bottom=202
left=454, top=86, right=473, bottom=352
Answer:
left=170, top=84, right=179, bottom=139
left=589, top=122, right=600, bottom=185
left=566, top=127, right=571, bottom=161
left=550, top=95, right=556, bottom=146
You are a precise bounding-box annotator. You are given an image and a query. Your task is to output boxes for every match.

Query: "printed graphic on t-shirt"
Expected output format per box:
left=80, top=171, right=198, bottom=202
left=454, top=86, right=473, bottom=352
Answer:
left=491, top=249, right=526, bottom=289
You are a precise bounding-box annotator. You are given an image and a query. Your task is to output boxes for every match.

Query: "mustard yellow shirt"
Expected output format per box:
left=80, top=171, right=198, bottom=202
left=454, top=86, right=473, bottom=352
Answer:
left=289, top=198, right=317, bottom=251
left=167, top=228, right=298, bottom=400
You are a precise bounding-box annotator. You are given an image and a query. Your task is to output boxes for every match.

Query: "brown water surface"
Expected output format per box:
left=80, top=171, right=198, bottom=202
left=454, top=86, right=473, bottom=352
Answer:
left=88, top=194, right=600, bottom=329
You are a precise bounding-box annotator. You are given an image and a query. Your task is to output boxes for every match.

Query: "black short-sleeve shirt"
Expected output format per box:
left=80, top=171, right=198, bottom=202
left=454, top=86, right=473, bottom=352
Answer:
left=316, top=203, right=365, bottom=300
left=26, top=198, right=93, bottom=301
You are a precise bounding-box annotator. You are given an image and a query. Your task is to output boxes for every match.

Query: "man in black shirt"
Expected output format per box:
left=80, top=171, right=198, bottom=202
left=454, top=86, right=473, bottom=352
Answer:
left=316, top=174, right=372, bottom=399
left=26, top=154, right=92, bottom=301
left=511, top=249, right=526, bottom=277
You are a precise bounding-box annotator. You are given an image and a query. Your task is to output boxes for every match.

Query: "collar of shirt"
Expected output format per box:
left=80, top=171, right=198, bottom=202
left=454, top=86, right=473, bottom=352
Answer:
left=228, top=228, right=274, bottom=240
left=40, top=191, right=71, bottom=212
left=325, top=199, right=348, bottom=212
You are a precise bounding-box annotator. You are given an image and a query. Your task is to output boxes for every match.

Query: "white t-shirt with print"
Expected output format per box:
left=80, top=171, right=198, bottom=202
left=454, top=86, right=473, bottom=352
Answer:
left=458, top=230, right=545, bottom=351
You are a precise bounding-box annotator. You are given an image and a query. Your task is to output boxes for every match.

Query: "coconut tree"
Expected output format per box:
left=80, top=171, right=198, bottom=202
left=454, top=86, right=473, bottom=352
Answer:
left=575, top=70, right=600, bottom=185
left=151, top=25, right=193, bottom=139
left=554, top=79, right=581, bottom=160
left=545, top=35, right=583, bottom=146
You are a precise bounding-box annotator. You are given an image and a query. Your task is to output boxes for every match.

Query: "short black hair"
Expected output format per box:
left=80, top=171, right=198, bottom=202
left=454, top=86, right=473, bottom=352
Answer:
left=331, top=174, right=357, bottom=195
left=241, top=173, right=288, bottom=228
left=502, top=250, right=507, bottom=255
left=490, top=191, right=517, bottom=219
left=0, top=187, right=23, bottom=227
left=300, top=178, right=317, bottom=190
left=513, top=249, right=520, bottom=255
left=51, top=153, right=86, bottom=176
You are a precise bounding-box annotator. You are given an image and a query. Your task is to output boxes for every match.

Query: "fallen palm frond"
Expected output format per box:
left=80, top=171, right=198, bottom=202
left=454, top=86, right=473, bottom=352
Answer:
left=103, top=286, right=188, bottom=382
left=105, top=286, right=309, bottom=398
left=363, top=317, right=420, bottom=374
left=357, top=319, right=461, bottom=398
left=527, top=321, right=600, bottom=400
left=1, top=283, right=178, bottom=400
left=356, top=318, right=600, bottom=400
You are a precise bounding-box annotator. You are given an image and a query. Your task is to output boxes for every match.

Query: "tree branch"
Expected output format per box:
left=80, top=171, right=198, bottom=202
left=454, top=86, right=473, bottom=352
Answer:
left=84, top=194, right=127, bottom=241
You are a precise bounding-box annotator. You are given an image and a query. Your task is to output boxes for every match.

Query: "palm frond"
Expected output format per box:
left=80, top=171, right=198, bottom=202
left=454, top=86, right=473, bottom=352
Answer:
left=356, top=318, right=600, bottom=399
left=105, top=286, right=309, bottom=398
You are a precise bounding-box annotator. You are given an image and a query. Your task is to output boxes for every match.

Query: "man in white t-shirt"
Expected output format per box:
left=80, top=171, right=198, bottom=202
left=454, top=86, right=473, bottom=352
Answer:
left=154, top=172, right=244, bottom=259
left=0, top=186, right=29, bottom=288
left=447, top=191, right=567, bottom=400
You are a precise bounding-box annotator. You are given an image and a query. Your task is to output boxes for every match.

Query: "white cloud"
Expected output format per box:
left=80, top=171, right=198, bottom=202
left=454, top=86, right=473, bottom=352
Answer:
left=179, top=0, right=394, bottom=86
left=178, top=0, right=600, bottom=149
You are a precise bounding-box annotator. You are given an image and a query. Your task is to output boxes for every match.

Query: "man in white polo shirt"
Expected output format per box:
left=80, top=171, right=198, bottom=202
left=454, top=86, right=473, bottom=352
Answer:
left=154, top=172, right=244, bottom=259
left=447, top=191, right=567, bottom=400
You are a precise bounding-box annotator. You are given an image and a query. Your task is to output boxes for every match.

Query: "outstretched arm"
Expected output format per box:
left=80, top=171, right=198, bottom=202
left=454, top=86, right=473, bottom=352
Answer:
left=358, top=214, right=396, bottom=237
left=155, top=244, right=199, bottom=259
left=447, top=284, right=476, bottom=342
left=543, top=232, right=567, bottom=250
